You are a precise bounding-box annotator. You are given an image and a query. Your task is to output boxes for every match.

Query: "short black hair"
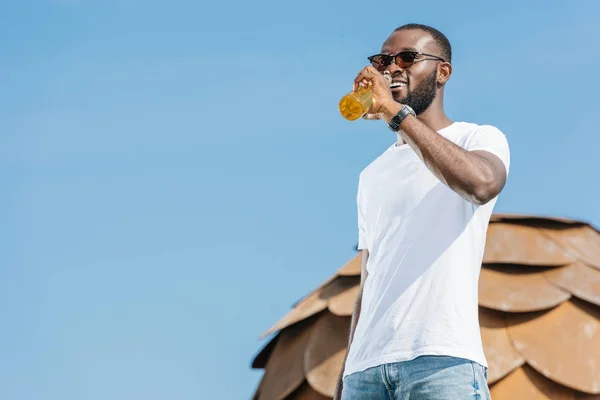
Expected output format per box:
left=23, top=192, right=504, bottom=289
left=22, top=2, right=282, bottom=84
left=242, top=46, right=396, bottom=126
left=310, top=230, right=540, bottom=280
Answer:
left=394, top=23, right=452, bottom=63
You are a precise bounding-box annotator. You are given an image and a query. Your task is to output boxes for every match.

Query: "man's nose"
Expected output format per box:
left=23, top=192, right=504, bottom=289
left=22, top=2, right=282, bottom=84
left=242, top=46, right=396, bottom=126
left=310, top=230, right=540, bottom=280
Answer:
left=386, top=63, right=404, bottom=75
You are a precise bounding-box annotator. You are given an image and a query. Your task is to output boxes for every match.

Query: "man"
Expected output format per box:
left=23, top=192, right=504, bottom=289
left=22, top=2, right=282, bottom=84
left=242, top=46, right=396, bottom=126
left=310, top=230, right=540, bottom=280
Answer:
left=333, top=24, right=510, bottom=399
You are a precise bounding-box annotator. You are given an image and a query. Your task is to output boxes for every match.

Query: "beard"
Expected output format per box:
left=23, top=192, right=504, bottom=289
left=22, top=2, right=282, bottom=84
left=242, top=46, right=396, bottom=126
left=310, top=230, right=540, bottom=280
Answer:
left=393, top=69, right=438, bottom=115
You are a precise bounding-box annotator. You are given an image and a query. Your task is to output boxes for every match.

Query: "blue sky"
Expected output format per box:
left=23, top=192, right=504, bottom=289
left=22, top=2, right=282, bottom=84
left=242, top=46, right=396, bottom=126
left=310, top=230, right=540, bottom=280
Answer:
left=1, top=0, right=599, bottom=399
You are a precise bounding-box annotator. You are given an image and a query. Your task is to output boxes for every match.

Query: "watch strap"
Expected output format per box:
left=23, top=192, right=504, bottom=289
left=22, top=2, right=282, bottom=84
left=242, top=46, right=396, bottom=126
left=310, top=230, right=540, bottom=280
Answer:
left=388, top=105, right=416, bottom=132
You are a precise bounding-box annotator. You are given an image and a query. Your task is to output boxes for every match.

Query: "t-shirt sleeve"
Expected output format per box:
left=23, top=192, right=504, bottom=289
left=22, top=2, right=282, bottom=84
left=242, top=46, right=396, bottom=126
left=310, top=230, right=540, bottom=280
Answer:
left=464, top=125, right=511, bottom=175
left=357, top=182, right=368, bottom=250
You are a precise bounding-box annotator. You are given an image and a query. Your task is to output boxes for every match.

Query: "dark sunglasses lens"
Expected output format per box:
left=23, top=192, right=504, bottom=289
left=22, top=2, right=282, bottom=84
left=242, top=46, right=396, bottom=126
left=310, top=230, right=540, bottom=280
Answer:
left=396, top=52, right=417, bottom=67
left=370, top=55, right=391, bottom=70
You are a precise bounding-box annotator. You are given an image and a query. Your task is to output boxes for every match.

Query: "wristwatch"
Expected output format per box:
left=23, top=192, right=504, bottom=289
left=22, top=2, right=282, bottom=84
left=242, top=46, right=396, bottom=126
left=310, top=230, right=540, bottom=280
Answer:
left=388, top=104, right=416, bottom=132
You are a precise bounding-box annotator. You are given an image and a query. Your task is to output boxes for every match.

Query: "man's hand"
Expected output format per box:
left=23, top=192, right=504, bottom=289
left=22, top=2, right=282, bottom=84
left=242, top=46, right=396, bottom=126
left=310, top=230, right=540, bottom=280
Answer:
left=353, top=66, right=395, bottom=115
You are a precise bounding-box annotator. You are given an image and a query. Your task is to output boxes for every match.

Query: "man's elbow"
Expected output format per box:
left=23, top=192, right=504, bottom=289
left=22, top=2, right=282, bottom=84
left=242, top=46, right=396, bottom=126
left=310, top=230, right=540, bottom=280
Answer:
left=471, top=175, right=504, bottom=206
left=467, top=150, right=508, bottom=206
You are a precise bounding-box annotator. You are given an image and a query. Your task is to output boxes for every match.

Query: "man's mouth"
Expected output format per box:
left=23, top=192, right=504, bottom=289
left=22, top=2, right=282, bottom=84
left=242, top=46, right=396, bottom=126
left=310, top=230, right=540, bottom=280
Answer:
left=390, top=81, right=408, bottom=89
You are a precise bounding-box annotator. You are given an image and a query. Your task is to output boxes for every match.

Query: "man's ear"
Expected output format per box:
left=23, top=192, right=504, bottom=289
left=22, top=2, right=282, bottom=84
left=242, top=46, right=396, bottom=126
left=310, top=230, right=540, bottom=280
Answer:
left=437, top=62, right=452, bottom=85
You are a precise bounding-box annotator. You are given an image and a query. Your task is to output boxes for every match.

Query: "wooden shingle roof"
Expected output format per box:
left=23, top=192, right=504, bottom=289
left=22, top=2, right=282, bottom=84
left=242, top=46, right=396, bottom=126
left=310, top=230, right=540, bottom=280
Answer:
left=251, top=214, right=600, bottom=399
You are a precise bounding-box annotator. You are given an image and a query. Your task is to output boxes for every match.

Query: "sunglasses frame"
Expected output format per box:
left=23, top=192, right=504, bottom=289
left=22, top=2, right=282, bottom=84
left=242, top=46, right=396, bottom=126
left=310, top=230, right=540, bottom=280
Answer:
left=367, top=51, right=446, bottom=71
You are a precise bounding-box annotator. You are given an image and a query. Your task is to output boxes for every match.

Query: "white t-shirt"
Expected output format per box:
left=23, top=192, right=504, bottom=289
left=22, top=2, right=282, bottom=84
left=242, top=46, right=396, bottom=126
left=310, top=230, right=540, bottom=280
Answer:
left=343, top=121, right=510, bottom=377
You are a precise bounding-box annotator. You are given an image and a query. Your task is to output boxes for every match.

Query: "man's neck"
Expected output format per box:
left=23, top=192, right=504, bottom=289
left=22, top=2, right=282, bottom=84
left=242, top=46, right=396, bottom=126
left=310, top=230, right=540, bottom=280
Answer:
left=395, top=107, right=453, bottom=146
left=418, top=104, right=453, bottom=130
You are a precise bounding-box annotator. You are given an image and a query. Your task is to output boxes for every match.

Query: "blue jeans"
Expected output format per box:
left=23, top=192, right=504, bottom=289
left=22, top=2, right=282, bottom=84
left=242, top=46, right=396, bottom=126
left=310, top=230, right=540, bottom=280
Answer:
left=342, top=356, right=490, bottom=399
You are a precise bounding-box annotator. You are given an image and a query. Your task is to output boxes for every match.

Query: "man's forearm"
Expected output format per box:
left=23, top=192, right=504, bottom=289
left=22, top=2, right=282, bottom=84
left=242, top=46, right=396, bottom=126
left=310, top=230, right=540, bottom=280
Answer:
left=334, top=250, right=369, bottom=399
left=381, top=102, right=502, bottom=205
left=345, top=292, right=363, bottom=352
left=334, top=292, right=362, bottom=398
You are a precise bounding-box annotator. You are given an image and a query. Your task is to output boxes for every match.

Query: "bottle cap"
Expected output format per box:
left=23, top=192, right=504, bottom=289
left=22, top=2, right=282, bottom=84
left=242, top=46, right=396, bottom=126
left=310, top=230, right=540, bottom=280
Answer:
left=383, top=71, right=392, bottom=86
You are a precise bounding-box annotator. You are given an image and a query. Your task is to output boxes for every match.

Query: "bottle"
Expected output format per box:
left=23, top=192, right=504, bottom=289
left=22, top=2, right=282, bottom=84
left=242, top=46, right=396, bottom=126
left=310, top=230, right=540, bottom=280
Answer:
left=338, top=73, right=392, bottom=121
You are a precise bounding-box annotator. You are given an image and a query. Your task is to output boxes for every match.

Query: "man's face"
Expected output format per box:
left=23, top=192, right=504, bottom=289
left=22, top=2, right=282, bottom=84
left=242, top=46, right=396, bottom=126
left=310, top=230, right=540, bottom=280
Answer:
left=379, top=29, right=443, bottom=115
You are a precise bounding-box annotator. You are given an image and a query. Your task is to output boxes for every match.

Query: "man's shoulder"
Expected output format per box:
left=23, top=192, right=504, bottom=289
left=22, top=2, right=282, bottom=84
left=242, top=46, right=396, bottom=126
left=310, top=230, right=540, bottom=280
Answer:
left=453, top=121, right=502, bottom=133
left=451, top=121, right=507, bottom=144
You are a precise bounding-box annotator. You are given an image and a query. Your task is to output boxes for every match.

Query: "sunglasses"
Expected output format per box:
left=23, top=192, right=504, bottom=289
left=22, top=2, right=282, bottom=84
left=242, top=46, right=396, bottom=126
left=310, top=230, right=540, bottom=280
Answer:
left=367, top=51, right=446, bottom=71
